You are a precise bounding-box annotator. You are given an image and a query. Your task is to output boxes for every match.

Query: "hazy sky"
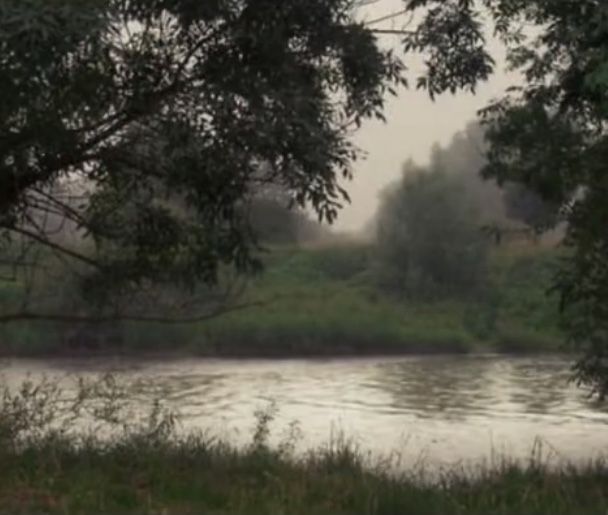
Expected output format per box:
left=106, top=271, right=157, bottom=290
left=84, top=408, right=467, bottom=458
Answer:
left=335, top=0, right=518, bottom=231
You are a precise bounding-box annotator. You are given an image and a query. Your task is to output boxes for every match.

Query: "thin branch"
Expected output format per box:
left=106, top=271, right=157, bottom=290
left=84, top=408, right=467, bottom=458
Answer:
left=369, top=28, right=415, bottom=35
left=0, top=298, right=270, bottom=325
left=364, top=8, right=411, bottom=27
left=30, top=187, right=88, bottom=227
left=6, top=226, right=102, bottom=270
left=74, top=21, right=224, bottom=150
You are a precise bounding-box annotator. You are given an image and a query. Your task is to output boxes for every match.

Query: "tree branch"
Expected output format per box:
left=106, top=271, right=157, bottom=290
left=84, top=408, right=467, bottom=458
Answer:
left=6, top=226, right=102, bottom=270
left=364, top=9, right=411, bottom=27
left=0, top=298, right=270, bottom=325
left=369, top=28, right=415, bottom=35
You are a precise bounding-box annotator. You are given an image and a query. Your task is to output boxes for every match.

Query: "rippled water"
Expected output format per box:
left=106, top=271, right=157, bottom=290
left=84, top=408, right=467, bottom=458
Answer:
left=2, top=355, right=607, bottom=467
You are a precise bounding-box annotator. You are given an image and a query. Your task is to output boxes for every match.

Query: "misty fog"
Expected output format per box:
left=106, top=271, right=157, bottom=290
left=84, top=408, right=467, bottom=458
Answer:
left=338, top=0, right=518, bottom=232
left=2, top=1, right=607, bottom=513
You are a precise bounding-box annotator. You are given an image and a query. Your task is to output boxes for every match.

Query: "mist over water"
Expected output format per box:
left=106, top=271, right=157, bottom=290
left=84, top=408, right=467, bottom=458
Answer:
left=3, top=355, right=607, bottom=469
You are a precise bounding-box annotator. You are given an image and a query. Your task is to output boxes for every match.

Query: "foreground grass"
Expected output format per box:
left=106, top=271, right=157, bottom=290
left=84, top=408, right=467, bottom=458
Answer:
left=0, top=374, right=605, bottom=515
left=2, top=434, right=607, bottom=514
left=0, top=241, right=566, bottom=356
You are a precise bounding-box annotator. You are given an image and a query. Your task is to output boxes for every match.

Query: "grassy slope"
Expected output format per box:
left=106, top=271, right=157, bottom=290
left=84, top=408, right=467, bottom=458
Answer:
left=0, top=242, right=566, bottom=356
left=196, top=242, right=565, bottom=356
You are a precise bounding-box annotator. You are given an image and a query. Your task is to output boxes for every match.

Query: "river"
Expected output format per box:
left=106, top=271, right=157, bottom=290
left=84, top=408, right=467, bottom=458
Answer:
left=1, top=355, right=607, bottom=468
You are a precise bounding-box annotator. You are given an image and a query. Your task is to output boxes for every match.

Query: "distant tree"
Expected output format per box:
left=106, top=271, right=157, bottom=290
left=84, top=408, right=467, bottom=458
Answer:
left=427, top=121, right=504, bottom=226
left=427, top=120, right=559, bottom=233
left=376, top=162, right=488, bottom=299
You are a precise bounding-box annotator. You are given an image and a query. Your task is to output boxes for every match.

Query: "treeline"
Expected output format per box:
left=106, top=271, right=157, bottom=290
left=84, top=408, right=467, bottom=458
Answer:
left=0, top=121, right=565, bottom=355
left=372, top=121, right=560, bottom=301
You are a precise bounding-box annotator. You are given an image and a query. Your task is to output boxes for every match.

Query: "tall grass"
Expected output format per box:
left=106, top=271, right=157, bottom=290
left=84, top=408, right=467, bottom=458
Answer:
left=0, top=376, right=606, bottom=515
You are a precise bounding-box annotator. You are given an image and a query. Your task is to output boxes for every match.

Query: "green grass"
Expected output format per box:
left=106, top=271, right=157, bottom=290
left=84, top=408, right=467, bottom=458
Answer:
left=196, top=242, right=565, bottom=356
left=2, top=426, right=607, bottom=515
left=0, top=242, right=567, bottom=356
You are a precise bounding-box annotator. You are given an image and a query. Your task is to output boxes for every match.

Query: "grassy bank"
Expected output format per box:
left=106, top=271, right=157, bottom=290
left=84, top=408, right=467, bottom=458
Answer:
left=0, top=377, right=605, bottom=515
left=0, top=242, right=566, bottom=357
left=4, top=434, right=608, bottom=515
left=198, top=242, right=564, bottom=356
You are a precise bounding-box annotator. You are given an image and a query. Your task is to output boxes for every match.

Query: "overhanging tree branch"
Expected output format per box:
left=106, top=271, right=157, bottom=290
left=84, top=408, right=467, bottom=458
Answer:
left=364, top=8, right=412, bottom=27
left=0, top=298, right=271, bottom=325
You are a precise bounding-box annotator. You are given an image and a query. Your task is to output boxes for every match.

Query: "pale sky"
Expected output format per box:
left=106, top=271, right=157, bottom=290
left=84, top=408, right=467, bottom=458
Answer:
left=335, top=0, right=518, bottom=231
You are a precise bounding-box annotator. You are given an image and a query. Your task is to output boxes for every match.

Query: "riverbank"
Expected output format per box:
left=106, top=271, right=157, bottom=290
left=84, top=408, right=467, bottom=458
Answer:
left=1, top=365, right=605, bottom=515
left=0, top=242, right=566, bottom=357
left=2, top=429, right=607, bottom=514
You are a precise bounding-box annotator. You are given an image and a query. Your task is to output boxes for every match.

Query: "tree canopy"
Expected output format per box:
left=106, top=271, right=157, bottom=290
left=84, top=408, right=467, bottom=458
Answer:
left=0, top=0, right=403, bottom=315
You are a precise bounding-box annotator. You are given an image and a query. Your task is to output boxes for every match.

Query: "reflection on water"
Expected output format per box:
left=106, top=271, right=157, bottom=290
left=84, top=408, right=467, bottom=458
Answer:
left=372, top=357, right=496, bottom=420
left=1, top=355, right=607, bottom=466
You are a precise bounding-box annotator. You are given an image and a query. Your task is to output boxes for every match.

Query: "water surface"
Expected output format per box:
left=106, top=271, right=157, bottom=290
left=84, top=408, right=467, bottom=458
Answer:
left=1, top=355, right=607, bottom=467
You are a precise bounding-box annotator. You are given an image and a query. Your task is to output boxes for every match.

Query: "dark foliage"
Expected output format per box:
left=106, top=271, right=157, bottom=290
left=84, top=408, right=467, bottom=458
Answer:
left=403, top=0, right=608, bottom=395
left=0, top=0, right=403, bottom=312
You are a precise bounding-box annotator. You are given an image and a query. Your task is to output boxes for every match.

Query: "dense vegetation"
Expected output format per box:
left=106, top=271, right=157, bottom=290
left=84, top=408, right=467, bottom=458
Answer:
left=0, top=240, right=565, bottom=357
left=0, top=116, right=565, bottom=357
left=201, top=242, right=564, bottom=357
left=0, top=118, right=565, bottom=357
